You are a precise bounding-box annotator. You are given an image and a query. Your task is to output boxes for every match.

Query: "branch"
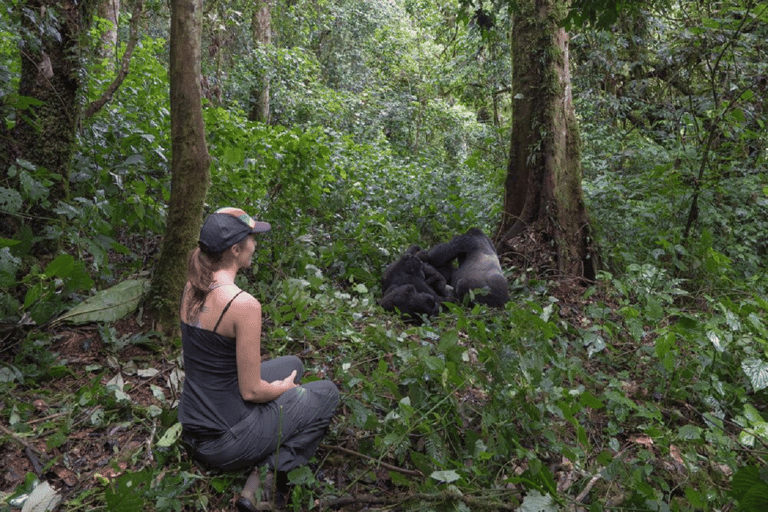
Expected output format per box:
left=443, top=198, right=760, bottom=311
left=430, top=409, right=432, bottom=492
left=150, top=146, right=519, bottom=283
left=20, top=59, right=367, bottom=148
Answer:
left=319, top=443, right=423, bottom=477
left=0, top=423, right=47, bottom=460
left=83, top=0, right=144, bottom=119
left=316, top=489, right=520, bottom=511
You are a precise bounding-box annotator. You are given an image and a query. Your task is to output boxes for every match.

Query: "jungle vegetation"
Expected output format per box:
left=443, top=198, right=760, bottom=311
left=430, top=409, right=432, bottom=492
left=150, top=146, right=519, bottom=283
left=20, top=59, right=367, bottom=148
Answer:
left=1, top=0, right=767, bottom=510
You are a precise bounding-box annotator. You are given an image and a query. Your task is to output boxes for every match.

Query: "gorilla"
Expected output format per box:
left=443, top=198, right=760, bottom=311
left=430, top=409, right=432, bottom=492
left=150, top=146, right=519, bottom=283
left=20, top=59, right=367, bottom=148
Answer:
left=417, top=227, right=509, bottom=307
left=380, top=250, right=453, bottom=321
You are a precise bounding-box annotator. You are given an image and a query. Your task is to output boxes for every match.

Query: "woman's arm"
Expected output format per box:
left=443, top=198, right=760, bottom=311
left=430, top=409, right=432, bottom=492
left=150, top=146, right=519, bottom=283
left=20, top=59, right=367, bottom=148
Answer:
left=233, top=294, right=298, bottom=402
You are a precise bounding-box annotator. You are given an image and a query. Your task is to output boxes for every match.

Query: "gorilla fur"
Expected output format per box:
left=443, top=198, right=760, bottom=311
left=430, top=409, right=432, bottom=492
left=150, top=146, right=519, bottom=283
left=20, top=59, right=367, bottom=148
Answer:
left=417, top=227, right=509, bottom=307
left=380, top=251, right=453, bottom=321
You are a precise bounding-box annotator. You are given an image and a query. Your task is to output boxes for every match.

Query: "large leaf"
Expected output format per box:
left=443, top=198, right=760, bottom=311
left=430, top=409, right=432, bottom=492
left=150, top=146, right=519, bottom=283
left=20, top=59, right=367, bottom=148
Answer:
left=21, top=481, right=62, bottom=512
left=54, top=278, right=150, bottom=325
left=742, top=359, right=768, bottom=392
left=518, top=490, right=559, bottom=512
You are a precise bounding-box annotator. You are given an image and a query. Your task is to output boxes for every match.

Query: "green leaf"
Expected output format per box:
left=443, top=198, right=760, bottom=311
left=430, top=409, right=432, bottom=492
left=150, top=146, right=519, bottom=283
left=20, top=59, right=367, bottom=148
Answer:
left=744, top=404, right=765, bottom=424
left=46, top=429, right=68, bottom=451
left=430, top=470, right=461, bottom=483
left=0, top=247, right=21, bottom=288
left=519, top=490, right=559, bottom=512
left=54, top=278, right=150, bottom=324
left=684, top=486, right=707, bottom=508
left=24, top=282, right=45, bottom=309
left=677, top=424, right=703, bottom=440
left=708, top=330, right=725, bottom=352
left=105, top=470, right=151, bottom=512
left=210, top=476, right=231, bottom=493
left=0, top=186, right=23, bottom=213
left=742, top=359, right=768, bottom=391
left=157, top=422, right=182, bottom=448
left=0, top=238, right=21, bottom=248
left=731, top=466, right=768, bottom=512
left=44, top=254, right=75, bottom=278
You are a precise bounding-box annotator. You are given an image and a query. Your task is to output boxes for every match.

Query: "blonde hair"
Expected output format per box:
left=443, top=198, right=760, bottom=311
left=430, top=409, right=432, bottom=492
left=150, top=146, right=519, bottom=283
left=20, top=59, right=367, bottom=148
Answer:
left=184, top=237, right=249, bottom=321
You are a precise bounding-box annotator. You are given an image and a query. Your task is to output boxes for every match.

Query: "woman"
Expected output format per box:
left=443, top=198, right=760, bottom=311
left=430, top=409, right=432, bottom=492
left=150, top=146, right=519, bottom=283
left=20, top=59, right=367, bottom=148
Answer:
left=178, top=207, right=340, bottom=511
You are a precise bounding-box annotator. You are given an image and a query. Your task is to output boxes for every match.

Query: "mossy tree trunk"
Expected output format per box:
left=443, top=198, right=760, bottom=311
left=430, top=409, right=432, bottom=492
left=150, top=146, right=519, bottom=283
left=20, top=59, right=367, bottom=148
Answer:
left=498, top=0, right=598, bottom=280
left=12, top=0, right=97, bottom=208
left=150, top=0, right=210, bottom=334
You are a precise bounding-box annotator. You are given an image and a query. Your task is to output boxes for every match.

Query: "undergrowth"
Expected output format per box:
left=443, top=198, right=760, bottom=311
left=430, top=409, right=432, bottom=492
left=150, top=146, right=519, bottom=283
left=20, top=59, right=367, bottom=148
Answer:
left=2, top=4, right=768, bottom=510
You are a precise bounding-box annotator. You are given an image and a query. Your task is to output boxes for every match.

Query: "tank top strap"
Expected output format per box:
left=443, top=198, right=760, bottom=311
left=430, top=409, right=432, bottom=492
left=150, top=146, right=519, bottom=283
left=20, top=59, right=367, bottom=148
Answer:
left=213, top=290, right=245, bottom=334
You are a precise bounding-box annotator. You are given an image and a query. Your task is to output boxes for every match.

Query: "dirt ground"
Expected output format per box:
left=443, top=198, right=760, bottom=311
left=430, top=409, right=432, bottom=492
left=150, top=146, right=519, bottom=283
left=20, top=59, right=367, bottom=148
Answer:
left=0, top=316, right=199, bottom=505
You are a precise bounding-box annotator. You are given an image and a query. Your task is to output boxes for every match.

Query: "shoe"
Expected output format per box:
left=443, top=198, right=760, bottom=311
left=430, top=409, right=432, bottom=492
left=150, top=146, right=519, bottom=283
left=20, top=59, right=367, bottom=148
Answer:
left=235, top=495, right=272, bottom=511
left=262, top=471, right=289, bottom=510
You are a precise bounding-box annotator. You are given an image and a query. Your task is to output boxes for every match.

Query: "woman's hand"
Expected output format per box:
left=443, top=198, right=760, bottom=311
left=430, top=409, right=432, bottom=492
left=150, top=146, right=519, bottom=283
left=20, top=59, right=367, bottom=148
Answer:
left=280, top=370, right=299, bottom=391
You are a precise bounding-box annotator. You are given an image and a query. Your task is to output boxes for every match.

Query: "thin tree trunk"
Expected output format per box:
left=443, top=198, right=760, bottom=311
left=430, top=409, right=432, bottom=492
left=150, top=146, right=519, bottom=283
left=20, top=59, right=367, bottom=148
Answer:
left=84, top=0, right=143, bottom=119
left=249, top=0, right=271, bottom=123
left=97, top=0, right=120, bottom=69
left=499, top=0, right=597, bottom=280
left=151, top=0, right=211, bottom=334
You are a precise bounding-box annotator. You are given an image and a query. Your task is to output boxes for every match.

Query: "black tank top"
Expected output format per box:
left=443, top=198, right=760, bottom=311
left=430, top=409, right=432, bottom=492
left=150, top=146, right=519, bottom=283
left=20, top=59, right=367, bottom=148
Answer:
left=178, top=291, right=255, bottom=436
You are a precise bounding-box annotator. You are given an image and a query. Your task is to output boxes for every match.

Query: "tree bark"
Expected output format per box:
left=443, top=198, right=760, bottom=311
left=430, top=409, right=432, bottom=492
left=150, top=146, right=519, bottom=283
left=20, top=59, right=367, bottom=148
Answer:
left=249, top=0, right=271, bottom=123
left=84, top=0, right=143, bottom=119
left=12, top=0, right=97, bottom=208
left=150, top=0, right=211, bottom=334
left=499, top=0, right=597, bottom=280
left=97, top=0, right=120, bottom=69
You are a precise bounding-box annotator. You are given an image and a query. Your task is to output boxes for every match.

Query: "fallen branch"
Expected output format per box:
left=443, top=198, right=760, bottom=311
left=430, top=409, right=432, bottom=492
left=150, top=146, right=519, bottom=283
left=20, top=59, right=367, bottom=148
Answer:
left=0, top=423, right=46, bottom=458
left=316, top=489, right=520, bottom=511
left=319, top=443, right=423, bottom=477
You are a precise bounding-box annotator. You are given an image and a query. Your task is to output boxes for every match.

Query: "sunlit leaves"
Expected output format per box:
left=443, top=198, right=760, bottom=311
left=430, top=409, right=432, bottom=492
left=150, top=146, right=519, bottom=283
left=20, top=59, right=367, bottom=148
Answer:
left=742, top=359, right=768, bottom=392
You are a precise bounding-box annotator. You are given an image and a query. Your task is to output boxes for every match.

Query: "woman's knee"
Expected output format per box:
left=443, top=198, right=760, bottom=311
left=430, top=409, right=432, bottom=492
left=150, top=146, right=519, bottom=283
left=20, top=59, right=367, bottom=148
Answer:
left=260, top=355, right=304, bottom=384
left=307, top=379, right=340, bottom=408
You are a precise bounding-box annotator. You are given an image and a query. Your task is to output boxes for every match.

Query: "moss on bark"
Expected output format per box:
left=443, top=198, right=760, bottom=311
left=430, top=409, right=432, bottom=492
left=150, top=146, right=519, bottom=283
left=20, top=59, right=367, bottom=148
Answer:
left=150, top=0, right=211, bottom=335
left=500, top=0, right=598, bottom=280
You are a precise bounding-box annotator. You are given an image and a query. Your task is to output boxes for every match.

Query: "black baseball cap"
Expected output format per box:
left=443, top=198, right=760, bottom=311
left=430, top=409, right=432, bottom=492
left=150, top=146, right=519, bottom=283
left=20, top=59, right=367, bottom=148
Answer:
left=199, top=207, right=271, bottom=253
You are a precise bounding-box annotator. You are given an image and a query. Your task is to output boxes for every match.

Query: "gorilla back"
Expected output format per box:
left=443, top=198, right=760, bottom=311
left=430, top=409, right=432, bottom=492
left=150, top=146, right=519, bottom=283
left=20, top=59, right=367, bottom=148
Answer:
left=421, top=228, right=509, bottom=307
left=380, top=253, right=451, bottom=321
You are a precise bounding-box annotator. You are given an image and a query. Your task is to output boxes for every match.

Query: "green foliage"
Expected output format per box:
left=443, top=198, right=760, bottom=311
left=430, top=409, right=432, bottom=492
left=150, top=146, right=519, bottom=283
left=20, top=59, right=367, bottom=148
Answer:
left=2, top=0, right=768, bottom=511
left=575, top=1, right=768, bottom=292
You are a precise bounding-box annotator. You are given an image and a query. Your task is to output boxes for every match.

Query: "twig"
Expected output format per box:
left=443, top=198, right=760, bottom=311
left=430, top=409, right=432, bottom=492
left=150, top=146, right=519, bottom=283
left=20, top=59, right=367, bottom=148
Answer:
left=0, top=423, right=46, bottom=459
left=319, top=443, right=423, bottom=477
left=575, top=448, right=629, bottom=504
left=27, top=411, right=70, bottom=425
left=25, top=446, right=44, bottom=475
left=316, top=489, right=520, bottom=511
left=575, top=473, right=602, bottom=503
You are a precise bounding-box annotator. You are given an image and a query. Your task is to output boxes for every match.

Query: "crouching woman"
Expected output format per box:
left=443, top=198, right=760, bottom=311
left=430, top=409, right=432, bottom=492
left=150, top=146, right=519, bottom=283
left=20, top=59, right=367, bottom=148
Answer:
left=178, top=207, right=340, bottom=511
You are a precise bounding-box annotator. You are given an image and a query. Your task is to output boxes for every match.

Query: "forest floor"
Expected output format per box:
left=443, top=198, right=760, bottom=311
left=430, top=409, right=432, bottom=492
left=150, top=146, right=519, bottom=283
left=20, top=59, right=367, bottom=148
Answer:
left=0, top=314, right=427, bottom=511
left=0, top=238, right=596, bottom=512
left=1, top=234, right=723, bottom=510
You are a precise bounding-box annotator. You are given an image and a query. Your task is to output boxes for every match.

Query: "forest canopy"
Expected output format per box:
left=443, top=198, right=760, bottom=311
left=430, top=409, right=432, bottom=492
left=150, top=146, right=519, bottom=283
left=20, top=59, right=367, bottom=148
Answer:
left=1, top=0, right=767, bottom=510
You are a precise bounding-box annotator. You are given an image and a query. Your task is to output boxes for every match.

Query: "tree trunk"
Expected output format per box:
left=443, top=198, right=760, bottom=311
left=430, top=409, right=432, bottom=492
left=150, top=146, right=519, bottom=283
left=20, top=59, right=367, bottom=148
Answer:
left=97, top=0, right=120, bottom=69
left=13, top=0, right=97, bottom=207
left=150, top=0, right=211, bottom=334
left=249, top=0, right=271, bottom=123
left=498, top=0, right=598, bottom=280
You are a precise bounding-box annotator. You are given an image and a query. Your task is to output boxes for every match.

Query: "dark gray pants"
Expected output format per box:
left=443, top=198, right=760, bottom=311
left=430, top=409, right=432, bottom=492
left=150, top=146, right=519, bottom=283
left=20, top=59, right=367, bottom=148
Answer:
left=189, top=355, right=339, bottom=472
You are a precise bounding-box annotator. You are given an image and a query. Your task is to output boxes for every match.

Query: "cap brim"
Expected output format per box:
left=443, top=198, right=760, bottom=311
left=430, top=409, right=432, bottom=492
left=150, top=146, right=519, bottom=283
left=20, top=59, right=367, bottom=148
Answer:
left=251, top=221, right=271, bottom=233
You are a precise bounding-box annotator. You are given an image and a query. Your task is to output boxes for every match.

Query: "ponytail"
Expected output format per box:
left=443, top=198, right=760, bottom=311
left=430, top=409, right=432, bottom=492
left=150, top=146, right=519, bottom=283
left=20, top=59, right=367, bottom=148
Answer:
left=185, top=245, right=225, bottom=321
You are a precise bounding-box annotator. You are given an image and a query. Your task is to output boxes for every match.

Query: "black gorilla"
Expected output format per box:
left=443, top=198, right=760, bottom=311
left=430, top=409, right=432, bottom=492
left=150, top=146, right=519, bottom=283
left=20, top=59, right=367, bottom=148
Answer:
left=380, top=250, right=453, bottom=321
left=417, top=227, right=509, bottom=307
